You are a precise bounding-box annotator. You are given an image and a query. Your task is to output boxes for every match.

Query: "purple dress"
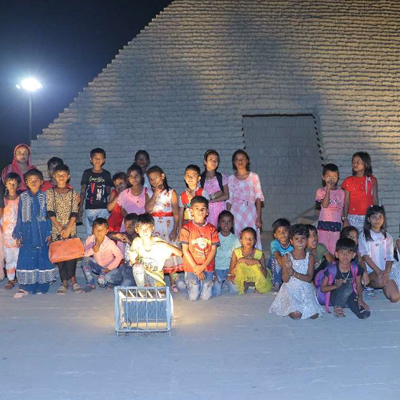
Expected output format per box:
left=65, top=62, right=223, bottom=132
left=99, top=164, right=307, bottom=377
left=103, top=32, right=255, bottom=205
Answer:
left=204, top=173, right=228, bottom=227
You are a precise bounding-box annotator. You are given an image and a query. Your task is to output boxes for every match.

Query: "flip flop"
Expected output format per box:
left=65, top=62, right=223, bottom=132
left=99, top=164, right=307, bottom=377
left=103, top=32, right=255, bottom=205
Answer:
left=72, top=283, right=83, bottom=293
left=333, top=307, right=345, bottom=318
left=57, top=286, right=68, bottom=295
left=4, top=280, right=16, bottom=290
left=13, top=289, right=28, bottom=299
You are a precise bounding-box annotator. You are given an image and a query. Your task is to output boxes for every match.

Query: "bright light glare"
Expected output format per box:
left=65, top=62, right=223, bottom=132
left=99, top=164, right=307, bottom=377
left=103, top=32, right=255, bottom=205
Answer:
left=17, top=78, right=42, bottom=92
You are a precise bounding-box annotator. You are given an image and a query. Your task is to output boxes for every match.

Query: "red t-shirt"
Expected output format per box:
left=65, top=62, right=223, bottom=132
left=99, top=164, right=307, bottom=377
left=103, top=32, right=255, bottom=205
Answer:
left=179, top=220, right=219, bottom=272
left=341, top=175, right=376, bottom=215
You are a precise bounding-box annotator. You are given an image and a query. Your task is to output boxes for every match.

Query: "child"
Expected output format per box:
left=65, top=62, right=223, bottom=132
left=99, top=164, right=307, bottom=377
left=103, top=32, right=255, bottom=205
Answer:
left=81, top=218, right=123, bottom=292
left=41, top=157, right=65, bottom=192
left=107, top=172, right=128, bottom=233
left=0, top=179, right=4, bottom=281
left=179, top=196, right=219, bottom=301
left=146, top=166, right=183, bottom=291
left=320, top=238, right=370, bottom=318
left=1, top=144, right=35, bottom=192
left=228, top=227, right=271, bottom=295
left=315, top=163, right=345, bottom=254
left=340, top=226, right=370, bottom=286
left=212, top=211, right=240, bottom=296
left=1, top=173, right=21, bottom=289
left=79, top=148, right=112, bottom=236
left=117, top=165, right=148, bottom=231
left=126, top=214, right=182, bottom=287
left=227, top=149, right=264, bottom=250
left=199, top=150, right=229, bottom=227
left=134, top=150, right=151, bottom=191
left=342, top=152, right=378, bottom=233
left=359, top=205, right=399, bottom=303
left=12, top=169, right=56, bottom=298
left=269, top=224, right=322, bottom=319
left=306, top=225, right=335, bottom=276
left=269, top=218, right=294, bottom=291
left=46, top=164, right=82, bottom=294
left=178, top=165, right=209, bottom=231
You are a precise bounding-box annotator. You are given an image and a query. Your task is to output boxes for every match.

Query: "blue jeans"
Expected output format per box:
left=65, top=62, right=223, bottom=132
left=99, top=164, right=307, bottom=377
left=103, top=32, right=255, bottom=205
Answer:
left=212, top=269, right=238, bottom=296
left=185, top=271, right=213, bottom=301
left=120, top=263, right=136, bottom=286
left=81, top=257, right=121, bottom=287
left=269, top=257, right=282, bottom=285
left=84, top=209, right=109, bottom=236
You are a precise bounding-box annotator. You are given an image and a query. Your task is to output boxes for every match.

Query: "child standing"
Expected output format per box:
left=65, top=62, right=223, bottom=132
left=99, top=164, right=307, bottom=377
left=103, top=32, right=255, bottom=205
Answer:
left=146, top=166, right=183, bottom=290
left=227, top=150, right=264, bottom=250
left=179, top=196, right=219, bottom=301
left=117, top=165, right=148, bottom=232
left=134, top=150, right=151, bottom=191
left=320, top=238, right=370, bottom=318
left=228, top=227, right=271, bottom=295
left=269, top=218, right=294, bottom=291
left=342, top=152, right=378, bottom=233
left=41, top=157, right=65, bottom=192
left=359, top=206, right=399, bottom=303
left=1, top=144, right=35, bottom=192
left=1, top=173, right=21, bottom=289
left=316, top=164, right=345, bottom=254
left=79, top=148, right=112, bottom=236
left=46, top=165, right=82, bottom=294
left=107, top=172, right=128, bottom=233
left=127, top=214, right=182, bottom=287
left=212, top=211, right=240, bottom=296
left=199, top=150, right=229, bottom=227
left=269, top=224, right=322, bottom=319
left=178, top=165, right=209, bottom=231
left=81, top=218, right=123, bottom=292
left=12, top=169, right=56, bottom=298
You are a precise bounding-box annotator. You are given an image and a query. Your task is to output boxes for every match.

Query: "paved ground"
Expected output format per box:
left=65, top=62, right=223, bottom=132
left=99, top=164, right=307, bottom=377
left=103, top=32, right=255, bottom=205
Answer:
left=1, top=274, right=400, bottom=400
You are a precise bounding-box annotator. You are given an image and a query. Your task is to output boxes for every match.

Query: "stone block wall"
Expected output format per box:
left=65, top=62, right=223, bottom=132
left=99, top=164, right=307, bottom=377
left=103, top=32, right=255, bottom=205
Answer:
left=31, top=0, right=400, bottom=234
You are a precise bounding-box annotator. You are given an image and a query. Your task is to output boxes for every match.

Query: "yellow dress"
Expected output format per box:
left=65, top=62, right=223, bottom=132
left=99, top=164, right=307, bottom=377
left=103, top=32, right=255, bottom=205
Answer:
left=234, top=248, right=272, bottom=295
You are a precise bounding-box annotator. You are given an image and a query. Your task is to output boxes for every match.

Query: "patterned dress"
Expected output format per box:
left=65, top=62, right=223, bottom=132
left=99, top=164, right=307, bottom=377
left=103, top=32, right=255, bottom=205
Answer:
left=203, top=173, right=228, bottom=227
left=227, top=172, right=264, bottom=249
left=150, top=189, right=183, bottom=273
left=13, top=191, right=57, bottom=294
left=269, top=253, right=323, bottom=319
left=315, top=187, right=345, bottom=254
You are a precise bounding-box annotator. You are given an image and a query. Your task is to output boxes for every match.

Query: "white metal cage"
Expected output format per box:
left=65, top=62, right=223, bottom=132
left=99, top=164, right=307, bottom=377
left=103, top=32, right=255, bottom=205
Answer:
left=114, top=286, right=173, bottom=334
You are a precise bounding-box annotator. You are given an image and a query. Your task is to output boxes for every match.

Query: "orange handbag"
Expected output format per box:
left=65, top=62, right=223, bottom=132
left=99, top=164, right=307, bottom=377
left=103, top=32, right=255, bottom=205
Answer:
left=49, top=237, right=84, bottom=264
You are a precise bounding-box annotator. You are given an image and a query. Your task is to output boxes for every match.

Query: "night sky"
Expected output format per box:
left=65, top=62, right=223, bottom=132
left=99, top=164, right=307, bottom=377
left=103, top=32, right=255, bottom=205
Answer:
left=0, top=0, right=172, bottom=169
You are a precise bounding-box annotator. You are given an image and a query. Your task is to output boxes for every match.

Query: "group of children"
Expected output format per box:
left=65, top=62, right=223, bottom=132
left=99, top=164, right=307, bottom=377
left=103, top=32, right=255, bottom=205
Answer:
left=1, top=144, right=400, bottom=320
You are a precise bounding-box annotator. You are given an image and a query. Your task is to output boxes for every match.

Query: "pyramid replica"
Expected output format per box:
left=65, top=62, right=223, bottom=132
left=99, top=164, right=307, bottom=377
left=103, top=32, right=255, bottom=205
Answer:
left=31, top=0, right=400, bottom=233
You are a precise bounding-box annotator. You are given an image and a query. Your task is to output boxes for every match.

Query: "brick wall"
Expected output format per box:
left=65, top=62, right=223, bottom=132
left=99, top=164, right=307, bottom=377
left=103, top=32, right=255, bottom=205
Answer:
left=31, top=0, right=400, bottom=234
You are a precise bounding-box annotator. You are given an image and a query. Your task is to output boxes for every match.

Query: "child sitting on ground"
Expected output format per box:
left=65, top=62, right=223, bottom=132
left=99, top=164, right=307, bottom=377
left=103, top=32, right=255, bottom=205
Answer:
left=228, top=227, right=271, bottom=295
left=212, top=211, right=240, bottom=296
left=319, top=238, right=370, bottom=318
left=179, top=196, right=219, bottom=301
left=126, top=213, right=182, bottom=287
left=269, top=218, right=293, bottom=291
left=1, top=173, right=21, bottom=289
left=305, top=224, right=335, bottom=277
left=269, top=224, right=322, bottom=320
left=81, top=218, right=123, bottom=292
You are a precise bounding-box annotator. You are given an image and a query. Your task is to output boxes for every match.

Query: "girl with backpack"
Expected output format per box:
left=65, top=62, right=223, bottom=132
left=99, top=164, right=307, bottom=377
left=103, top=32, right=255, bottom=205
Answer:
left=200, top=149, right=229, bottom=227
left=318, top=238, right=370, bottom=318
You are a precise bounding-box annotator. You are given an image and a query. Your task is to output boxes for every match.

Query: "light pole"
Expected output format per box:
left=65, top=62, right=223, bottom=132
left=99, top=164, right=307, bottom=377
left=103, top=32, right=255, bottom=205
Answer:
left=16, top=77, right=42, bottom=144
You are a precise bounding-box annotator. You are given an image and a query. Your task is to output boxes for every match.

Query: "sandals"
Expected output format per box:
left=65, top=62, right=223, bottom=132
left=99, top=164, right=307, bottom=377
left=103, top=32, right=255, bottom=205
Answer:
left=13, top=289, right=28, bottom=299
left=171, top=284, right=178, bottom=293
left=333, top=307, right=346, bottom=318
left=83, top=285, right=95, bottom=293
left=4, top=280, right=16, bottom=290
left=57, top=285, right=68, bottom=295
left=72, top=283, right=83, bottom=293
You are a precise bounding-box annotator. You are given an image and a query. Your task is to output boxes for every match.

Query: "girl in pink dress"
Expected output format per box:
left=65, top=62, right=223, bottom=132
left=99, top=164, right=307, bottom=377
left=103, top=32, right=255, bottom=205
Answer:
left=146, top=166, right=183, bottom=291
left=315, top=164, right=345, bottom=254
left=227, top=150, right=265, bottom=250
left=117, top=165, right=149, bottom=231
left=200, top=149, right=229, bottom=227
